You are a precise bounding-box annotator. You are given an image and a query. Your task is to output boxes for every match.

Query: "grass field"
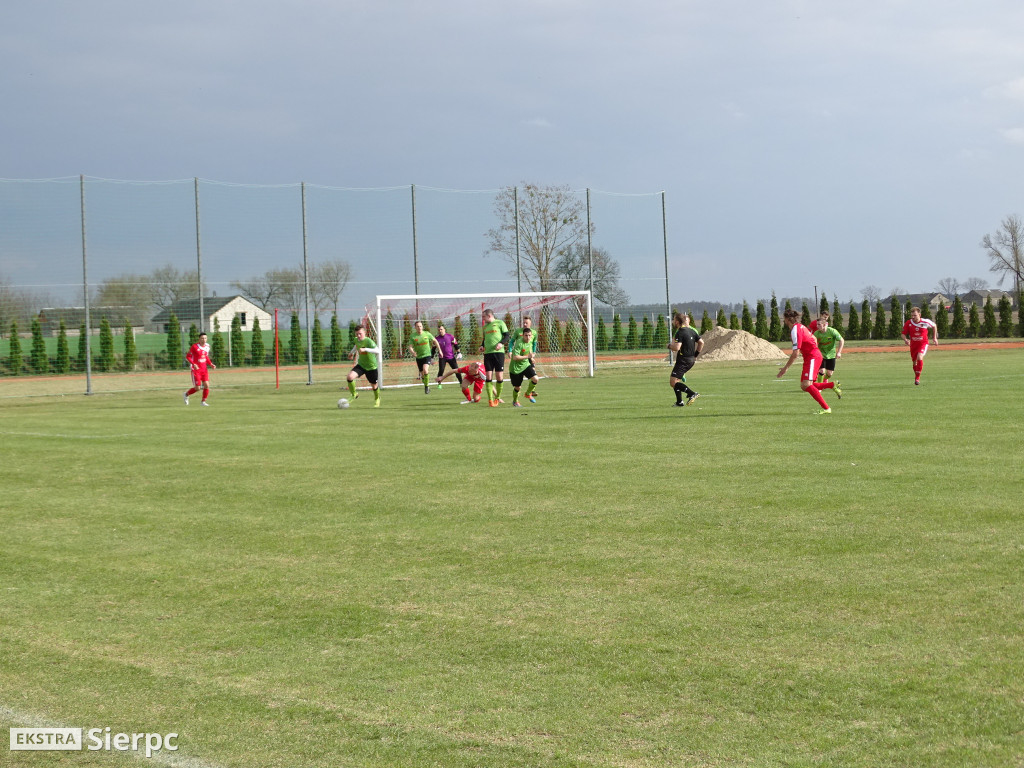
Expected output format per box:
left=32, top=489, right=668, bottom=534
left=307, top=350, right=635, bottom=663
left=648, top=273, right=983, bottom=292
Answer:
left=1, top=349, right=1022, bottom=767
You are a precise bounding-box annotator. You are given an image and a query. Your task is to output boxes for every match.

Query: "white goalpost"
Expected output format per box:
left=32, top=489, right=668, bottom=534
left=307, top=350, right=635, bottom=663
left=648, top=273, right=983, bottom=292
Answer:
left=366, top=291, right=594, bottom=389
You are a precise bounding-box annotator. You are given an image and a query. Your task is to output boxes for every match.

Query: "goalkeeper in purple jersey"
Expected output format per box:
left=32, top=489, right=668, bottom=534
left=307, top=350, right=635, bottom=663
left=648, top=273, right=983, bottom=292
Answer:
left=434, top=324, right=462, bottom=389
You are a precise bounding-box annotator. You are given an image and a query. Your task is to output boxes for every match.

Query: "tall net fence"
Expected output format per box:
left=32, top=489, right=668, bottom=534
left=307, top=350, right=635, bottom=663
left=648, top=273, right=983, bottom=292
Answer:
left=0, top=177, right=672, bottom=394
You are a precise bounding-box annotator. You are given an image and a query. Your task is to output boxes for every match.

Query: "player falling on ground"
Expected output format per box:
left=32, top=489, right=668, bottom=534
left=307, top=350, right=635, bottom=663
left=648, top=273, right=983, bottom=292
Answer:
left=183, top=332, right=216, bottom=406
left=509, top=327, right=539, bottom=406
left=508, top=315, right=539, bottom=399
left=434, top=323, right=462, bottom=390
left=478, top=308, right=510, bottom=407
left=438, top=360, right=487, bottom=403
left=668, top=312, right=703, bottom=406
left=777, top=308, right=842, bottom=414
left=812, top=312, right=845, bottom=383
left=345, top=325, right=381, bottom=408
left=901, top=306, right=939, bottom=385
left=407, top=320, right=441, bottom=394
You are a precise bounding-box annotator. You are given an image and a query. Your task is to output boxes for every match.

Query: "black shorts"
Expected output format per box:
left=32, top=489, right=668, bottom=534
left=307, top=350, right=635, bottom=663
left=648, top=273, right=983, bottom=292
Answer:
left=415, top=356, right=433, bottom=370
left=671, top=356, right=695, bottom=380
left=483, top=352, right=505, bottom=373
left=351, top=365, right=379, bottom=385
left=437, top=357, right=459, bottom=375
left=820, top=357, right=836, bottom=372
left=510, top=366, right=536, bottom=387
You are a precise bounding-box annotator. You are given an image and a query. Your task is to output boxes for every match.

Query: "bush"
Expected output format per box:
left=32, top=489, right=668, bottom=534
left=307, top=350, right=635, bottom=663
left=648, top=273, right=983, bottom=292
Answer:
left=998, top=295, right=1013, bottom=337
left=211, top=317, right=228, bottom=367
left=701, top=310, right=713, bottom=334
left=950, top=296, right=965, bottom=339
left=56, top=321, right=70, bottom=374
left=982, top=297, right=997, bottom=338
left=231, top=314, right=246, bottom=364
left=716, top=307, right=728, bottom=328
left=872, top=302, right=886, bottom=340
left=741, top=302, right=753, bottom=333
left=729, top=313, right=739, bottom=330
left=610, top=313, right=623, bottom=350
left=860, top=300, right=871, bottom=340
left=8, top=321, right=22, bottom=375
left=769, top=294, right=781, bottom=340
left=625, top=315, right=638, bottom=349
left=846, top=302, right=859, bottom=339
left=935, top=302, right=949, bottom=339
left=328, top=314, right=344, bottom=362
left=653, top=315, right=668, bottom=348
left=967, top=303, right=980, bottom=338
left=887, top=296, right=903, bottom=339
left=288, top=312, right=303, bottom=364
left=832, top=299, right=844, bottom=332
left=595, top=317, right=608, bottom=351
left=122, top=320, right=137, bottom=371
left=251, top=317, right=266, bottom=365
left=76, top=323, right=88, bottom=371
left=311, top=317, right=324, bottom=363
left=98, top=316, right=115, bottom=372
left=30, top=316, right=48, bottom=374
left=754, top=301, right=768, bottom=339
left=166, top=312, right=182, bottom=369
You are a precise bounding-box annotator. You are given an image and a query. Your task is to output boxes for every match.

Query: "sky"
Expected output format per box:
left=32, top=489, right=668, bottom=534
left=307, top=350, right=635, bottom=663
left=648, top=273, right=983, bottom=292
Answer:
left=2, top=0, right=1023, bottom=307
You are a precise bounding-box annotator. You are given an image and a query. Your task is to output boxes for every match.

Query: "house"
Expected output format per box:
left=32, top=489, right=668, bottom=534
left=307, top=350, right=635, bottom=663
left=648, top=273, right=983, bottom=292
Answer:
left=147, top=295, right=272, bottom=335
left=38, top=306, right=147, bottom=336
left=960, top=290, right=1015, bottom=308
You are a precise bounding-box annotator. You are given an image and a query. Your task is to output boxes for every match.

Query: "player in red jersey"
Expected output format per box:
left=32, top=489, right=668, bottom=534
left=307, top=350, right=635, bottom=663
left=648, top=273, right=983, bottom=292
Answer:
left=776, top=309, right=842, bottom=414
left=901, top=306, right=939, bottom=385
left=183, top=332, right=216, bottom=406
left=437, top=360, right=487, bottom=403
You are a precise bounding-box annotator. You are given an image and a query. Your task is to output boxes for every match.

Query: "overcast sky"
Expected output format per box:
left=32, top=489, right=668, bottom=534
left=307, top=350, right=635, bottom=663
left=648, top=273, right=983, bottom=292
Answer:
left=2, top=0, right=1023, bottom=305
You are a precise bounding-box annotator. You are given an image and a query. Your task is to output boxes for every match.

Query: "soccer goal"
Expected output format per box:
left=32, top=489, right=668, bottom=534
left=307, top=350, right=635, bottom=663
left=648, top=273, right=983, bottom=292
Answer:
left=366, top=291, right=594, bottom=389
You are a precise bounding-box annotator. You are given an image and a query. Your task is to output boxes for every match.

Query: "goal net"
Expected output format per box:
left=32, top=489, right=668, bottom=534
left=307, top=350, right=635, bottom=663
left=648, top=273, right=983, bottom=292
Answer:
left=366, top=291, right=593, bottom=389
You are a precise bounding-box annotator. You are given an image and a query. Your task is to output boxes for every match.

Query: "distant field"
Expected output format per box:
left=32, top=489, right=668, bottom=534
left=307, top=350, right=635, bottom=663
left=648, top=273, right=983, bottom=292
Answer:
left=1, top=349, right=1022, bottom=767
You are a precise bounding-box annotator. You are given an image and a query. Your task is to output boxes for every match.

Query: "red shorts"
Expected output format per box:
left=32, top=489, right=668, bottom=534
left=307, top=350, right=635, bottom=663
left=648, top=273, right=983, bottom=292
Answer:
left=800, top=353, right=822, bottom=383
left=910, top=342, right=929, bottom=359
left=191, top=367, right=210, bottom=386
left=464, top=379, right=485, bottom=396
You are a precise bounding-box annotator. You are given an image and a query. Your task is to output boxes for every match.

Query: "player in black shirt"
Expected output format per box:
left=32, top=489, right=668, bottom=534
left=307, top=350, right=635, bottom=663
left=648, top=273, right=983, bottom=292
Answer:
left=668, top=311, right=704, bottom=406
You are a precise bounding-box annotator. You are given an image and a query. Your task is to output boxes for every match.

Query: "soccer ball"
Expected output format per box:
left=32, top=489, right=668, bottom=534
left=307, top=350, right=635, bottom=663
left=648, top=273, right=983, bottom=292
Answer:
left=337, top=398, right=350, bottom=409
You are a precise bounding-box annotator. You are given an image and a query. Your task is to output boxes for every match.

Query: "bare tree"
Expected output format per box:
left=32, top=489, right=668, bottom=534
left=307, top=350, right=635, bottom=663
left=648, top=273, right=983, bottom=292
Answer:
left=486, top=183, right=590, bottom=291
left=962, top=276, right=990, bottom=292
left=0, top=274, right=51, bottom=332
left=889, top=287, right=906, bottom=298
left=936, top=277, right=961, bottom=297
left=554, top=244, right=629, bottom=306
left=93, top=274, right=157, bottom=320
left=151, top=265, right=205, bottom=310
left=860, top=285, right=882, bottom=303
left=232, top=267, right=303, bottom=310
left=980, top=214, right=1024, bottom=295
left=310, top=259, right=352, bottom=314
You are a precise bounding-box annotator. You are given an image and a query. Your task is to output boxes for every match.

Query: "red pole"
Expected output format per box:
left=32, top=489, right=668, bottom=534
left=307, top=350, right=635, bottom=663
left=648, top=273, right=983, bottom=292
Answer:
left=274, top=308, right=280, bottom=389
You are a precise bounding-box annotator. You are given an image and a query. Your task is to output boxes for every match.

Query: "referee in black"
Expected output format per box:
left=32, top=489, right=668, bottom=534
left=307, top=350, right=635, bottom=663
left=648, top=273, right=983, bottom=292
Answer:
left=668, top=311, right=704, bottom=406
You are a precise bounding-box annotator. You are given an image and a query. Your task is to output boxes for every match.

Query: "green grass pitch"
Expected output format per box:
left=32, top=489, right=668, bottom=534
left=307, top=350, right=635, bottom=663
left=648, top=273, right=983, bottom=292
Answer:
left=1, top=349, right=1022, bottom=767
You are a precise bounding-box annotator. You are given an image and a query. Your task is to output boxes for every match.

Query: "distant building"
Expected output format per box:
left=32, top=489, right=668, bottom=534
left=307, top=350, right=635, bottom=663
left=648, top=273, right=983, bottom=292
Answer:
left=960, top=289, right=1015, bottom=308
left=38, top=306, right=147, bottom=336
left=147, top=295, right=272, bottom=335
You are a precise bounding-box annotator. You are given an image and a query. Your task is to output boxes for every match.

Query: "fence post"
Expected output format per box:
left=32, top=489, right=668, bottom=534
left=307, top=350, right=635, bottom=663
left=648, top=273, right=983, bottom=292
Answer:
left=79, top=175, right=92, bottom=395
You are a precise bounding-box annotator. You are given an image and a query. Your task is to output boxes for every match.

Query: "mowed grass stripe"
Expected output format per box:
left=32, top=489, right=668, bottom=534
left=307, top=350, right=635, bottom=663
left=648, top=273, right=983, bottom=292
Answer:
left=1, top=349, right=1022, bottom=767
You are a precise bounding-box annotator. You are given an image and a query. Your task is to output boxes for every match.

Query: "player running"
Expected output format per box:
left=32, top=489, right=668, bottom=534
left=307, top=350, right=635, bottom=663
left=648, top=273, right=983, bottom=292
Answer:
left=346, top=326, right=381, bottom=408
left=407, top=320, right=440, bottom=394
left=812, top=313, right=845, bottom=383
left=183, top=332, right=216, bottom=406
left=478, top=308, right=510, bottom=407
left=508, top=315, right=539, bottom=399
left=509, top=327, right=539, bottom=406
left=901, top=306, right=939, bottom=385
left=777, top=308, right=842, bottom=414
left=434, top=323, right=462, bottom=390
left=438, top=360, right=487, bottom=403
left=668, top=312, right=703, bottom=406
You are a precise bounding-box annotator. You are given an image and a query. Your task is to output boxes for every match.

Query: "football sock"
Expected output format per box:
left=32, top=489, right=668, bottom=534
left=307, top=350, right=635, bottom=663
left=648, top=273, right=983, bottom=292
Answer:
left=201, top=389, right=209, bottom=402
left=815, top=381, right=835, bottom=390
left=485, top=381, right=494, bottom=401
left=808, top=387, right=829, bottom=409
left=373, top=388, right=380, bottom=405
left=422, top=373, right=429, bottom=389
left=186, top=387, right=198, bottom=396
left=462, top=387, right=471, bottom=401
left=495, top=381, right=503, bottom=399
left=525, top=381, right=536, bottom=396
left=673, top=382, right=685, bottom=404
left=513, top=389, right=520, bottom=403
left=347, top=380, right=356, bottom=396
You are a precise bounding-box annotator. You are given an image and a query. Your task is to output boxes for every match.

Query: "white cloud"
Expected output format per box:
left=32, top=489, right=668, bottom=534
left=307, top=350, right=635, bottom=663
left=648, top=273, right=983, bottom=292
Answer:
left=999, top=127, right=1024, bottom=144
left=984, top=78, right=1024, bottom=100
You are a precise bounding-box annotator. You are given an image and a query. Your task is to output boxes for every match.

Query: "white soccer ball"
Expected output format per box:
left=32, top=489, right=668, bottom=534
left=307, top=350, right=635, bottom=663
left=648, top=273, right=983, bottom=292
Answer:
left=337, top=398, right=350, bottom=409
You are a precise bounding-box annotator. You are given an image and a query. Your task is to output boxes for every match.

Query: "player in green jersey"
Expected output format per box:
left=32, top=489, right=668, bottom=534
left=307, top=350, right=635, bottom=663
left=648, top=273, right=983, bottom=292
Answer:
left=509, top=328, right=539, bottom=406
left=345, top=325, right=381, bottom=407
left=407, top=321, right=441, bottom=394
left=508, top=315, right=539, bottom=399
left=478, top=308, right=510, bottom=407
left=812, top=312, right=845, bottom=384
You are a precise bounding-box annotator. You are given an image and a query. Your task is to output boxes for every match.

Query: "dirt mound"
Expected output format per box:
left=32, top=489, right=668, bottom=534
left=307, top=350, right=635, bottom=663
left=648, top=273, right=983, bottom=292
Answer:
left=697, top=326, right=789, bottom=362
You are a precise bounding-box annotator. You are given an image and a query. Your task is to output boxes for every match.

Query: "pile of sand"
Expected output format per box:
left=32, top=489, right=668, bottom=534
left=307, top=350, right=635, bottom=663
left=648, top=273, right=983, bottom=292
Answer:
left=696, top=326, right=789, bottom=362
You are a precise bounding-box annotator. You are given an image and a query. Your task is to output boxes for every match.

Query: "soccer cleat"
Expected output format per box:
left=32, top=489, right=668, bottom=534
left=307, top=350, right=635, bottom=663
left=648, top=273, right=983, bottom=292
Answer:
left=496, top=398, right=505, bottom=404
left=373, top=400, right=380, bottom=408
left=488, top=399, right=499, bottom=407
left=436, top=383, right=443, bottom=390
left=833, top=382, right=842, bottom=399
left=201, top=401, right=209, bottom=406
left=460, top=398, right=473, bottom=404
left=914, top=379, right=920, bottom=385
left=816, top=407, right=832, bottom=415
left=183, top=391, right=189, bottom=405
left=527, top=394, right=536, bottom=403
left=512, top=401, right=523, bottom=407
left=686, top=393, right=700, bottom=406
left=673, top=401, right=686, bottom=407
left=424, top=387, right=431, bottom=394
